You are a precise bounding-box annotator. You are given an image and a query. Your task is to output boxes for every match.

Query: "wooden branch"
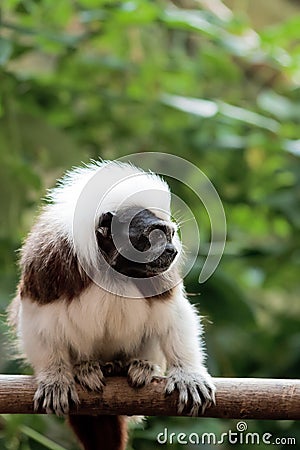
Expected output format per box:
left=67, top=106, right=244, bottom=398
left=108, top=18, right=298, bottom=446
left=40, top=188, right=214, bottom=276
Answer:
left=0, top=376, right=299, bottom=420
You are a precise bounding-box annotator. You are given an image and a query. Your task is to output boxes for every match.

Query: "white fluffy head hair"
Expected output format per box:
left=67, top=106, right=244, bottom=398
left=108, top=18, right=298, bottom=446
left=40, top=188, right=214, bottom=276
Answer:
left=45, top=160, right=172, bottom=270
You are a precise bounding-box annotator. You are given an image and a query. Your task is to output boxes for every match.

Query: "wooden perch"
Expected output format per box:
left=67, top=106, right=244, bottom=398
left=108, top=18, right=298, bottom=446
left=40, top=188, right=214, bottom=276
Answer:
left=0, top=376, right=299, bottom=420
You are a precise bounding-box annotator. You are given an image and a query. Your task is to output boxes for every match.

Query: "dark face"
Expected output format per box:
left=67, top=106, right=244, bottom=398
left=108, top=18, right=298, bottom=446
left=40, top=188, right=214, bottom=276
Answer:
left=96, top=207, right=178, bottom=278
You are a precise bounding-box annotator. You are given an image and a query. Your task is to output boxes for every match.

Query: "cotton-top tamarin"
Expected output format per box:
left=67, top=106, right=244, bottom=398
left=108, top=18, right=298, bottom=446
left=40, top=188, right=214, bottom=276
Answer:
left=8, top=160, right=215, bottom=450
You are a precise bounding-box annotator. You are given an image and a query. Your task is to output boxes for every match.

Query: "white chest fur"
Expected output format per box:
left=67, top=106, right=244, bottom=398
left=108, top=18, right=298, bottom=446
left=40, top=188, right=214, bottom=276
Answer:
left=19, top=283, right=176, bottom=364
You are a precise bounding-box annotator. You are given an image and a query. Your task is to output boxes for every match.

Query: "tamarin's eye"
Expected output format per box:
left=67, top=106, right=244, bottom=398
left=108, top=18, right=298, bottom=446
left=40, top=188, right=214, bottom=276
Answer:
left=155, top=230, right=167, bottom=243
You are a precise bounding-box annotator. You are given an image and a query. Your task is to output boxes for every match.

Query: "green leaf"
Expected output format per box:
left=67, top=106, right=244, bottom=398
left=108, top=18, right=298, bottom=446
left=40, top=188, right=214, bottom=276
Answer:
left=19, top=425, right=67, bottom=450
left=78, top=0, right=107, bottom=6
left=218, top=101, right=279, bottom=132
left=162, top=8, right=220, bottom=36
left=162, top=8, right=260, bottom=57
left=0, top=38, right=13, bottom=66
left=283, top=139, right=300, bottom=156
left=114, top=2, right=158, bottom=25
left=257, top=90, right=300, bottom=120
left=161, top=93, right=279, bottom=132
left=79, top=9, right=108, bottom=22
left=161, top=94, right=218, bottom=118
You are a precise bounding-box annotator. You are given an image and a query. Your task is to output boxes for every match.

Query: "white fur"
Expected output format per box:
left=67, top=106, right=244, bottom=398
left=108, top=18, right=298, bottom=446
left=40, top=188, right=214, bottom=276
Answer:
left=19, top=283, right=195, bottom=368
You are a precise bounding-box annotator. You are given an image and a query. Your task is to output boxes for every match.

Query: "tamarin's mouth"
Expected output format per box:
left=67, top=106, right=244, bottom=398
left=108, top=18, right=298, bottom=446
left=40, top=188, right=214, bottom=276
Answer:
left=111, top=254, right=177, bottom=278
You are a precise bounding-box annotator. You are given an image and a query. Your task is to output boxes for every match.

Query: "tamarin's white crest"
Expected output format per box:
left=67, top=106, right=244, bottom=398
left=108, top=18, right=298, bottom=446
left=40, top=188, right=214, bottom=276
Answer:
left=8, top=160, right=215, bottom=450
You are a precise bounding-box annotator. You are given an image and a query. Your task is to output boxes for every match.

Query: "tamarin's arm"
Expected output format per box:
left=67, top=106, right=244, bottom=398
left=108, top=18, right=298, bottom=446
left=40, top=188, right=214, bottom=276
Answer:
left=160, top=292, right=215, bottom=415
left=19, top=299, right=79, bottom=416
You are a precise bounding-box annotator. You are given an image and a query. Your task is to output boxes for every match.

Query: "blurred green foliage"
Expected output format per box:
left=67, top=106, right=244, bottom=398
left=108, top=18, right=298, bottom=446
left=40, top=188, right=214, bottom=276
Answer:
left=0, top=0, right=300, bottom=449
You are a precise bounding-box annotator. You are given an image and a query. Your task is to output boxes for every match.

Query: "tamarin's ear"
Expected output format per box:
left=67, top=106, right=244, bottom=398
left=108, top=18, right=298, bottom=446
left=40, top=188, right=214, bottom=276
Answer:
left=96, top=212, right=117, bottom=262
left=97, top=212, right=114, bottom=237
left=99, top=212, right=114, bottom=227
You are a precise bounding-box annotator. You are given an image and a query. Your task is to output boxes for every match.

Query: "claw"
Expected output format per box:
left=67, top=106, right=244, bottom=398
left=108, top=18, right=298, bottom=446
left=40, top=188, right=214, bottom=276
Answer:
left=74, top=361, right=105, bottom=392
left=165, top=368, right=216, bottom=416
left=34, top=379, right=79, bottom=416
left=128, top=359, right=160, bottom=388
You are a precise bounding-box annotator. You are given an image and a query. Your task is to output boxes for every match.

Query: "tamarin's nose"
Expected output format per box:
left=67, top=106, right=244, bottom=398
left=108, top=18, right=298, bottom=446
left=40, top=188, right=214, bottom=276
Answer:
left=165, top=243, right=178, bottom=261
